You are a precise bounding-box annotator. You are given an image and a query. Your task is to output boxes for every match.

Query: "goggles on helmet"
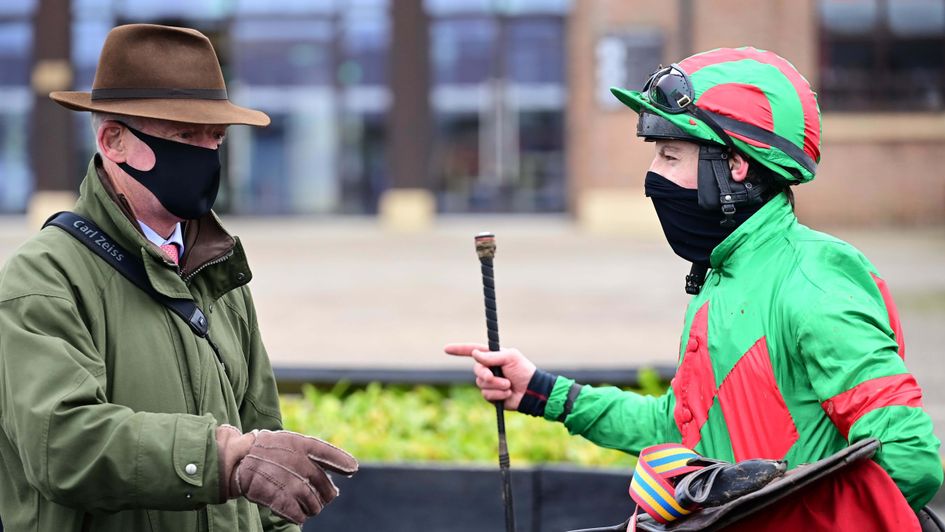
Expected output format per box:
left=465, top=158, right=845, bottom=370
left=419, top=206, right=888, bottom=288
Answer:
left=642, top=63, right=735, bottom=150
left=643, top=64, right=695, bottom=112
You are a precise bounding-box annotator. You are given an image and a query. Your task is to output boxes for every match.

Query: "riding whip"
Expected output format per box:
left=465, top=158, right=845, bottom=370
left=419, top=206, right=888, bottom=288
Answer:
left=475, top=232, right=516, bottom=532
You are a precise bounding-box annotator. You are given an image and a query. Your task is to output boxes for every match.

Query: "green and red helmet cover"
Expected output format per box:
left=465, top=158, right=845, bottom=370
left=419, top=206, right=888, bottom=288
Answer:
left=612, top=47, right=822, bottom=183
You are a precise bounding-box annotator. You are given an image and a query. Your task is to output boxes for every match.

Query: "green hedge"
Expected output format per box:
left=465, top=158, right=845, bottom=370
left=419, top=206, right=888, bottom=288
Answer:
left=279, top=369, right=668, bottom=468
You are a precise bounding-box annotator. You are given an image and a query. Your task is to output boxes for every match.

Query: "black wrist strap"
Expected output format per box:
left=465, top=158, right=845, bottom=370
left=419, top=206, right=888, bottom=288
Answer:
left=516, top=368, right=584, bottom=422
left=517, top=369, right=557, bottom=417
left=44, top=212, right=226, bottom=370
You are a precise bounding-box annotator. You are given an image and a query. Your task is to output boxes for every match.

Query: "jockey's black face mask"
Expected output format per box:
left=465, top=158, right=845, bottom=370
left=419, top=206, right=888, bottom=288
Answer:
left=644, top=171, right=759, bottom=268
left=117, top=123, right=221, bottom=220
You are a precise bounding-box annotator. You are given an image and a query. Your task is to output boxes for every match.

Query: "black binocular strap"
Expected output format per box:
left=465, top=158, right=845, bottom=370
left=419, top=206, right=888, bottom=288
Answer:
left=43, top=212, right=225, bottom=371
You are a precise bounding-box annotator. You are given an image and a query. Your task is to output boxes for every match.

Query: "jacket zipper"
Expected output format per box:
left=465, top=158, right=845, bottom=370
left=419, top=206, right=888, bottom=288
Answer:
left=181, top=252, right=233, bottom=373
left=182, top=250, right=234, bottom=284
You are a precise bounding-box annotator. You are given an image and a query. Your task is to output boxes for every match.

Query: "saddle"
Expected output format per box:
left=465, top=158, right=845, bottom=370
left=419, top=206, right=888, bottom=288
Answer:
left=569, top=438, right=943, bottom=532
left=632, top=439, right=874, bottom=531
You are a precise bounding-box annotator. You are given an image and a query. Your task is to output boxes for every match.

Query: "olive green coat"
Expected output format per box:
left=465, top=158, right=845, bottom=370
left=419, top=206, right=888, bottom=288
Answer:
left=0, top=158, right=299, bottom=532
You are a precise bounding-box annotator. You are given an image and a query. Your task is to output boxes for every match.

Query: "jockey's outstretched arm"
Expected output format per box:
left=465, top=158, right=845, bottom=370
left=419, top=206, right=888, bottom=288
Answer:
left=443, top=343, right=677, bottom=455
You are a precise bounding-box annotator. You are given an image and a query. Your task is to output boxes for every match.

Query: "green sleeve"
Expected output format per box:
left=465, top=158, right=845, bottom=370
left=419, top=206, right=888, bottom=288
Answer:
left=849, top=407, right=942, bottom=511
left=797, top=288, right=942, bottom=510
left=544, top=376, right=677, bottom=455
left=0, top=293, right=222, bottom=511
left=236, top=287, right=301, bottom=532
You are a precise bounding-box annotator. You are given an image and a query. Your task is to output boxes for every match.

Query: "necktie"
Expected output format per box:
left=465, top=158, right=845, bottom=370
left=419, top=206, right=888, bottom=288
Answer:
left=160, top=243, right=179, bottom=265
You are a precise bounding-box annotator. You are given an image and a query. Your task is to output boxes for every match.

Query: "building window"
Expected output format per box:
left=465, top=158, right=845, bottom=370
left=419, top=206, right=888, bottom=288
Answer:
left=431, top=17, right=498, bottom=85
left=64, top=0, right=392, bottom=216
left=429, top=2, right=568, bottom=213
left=0, top=13, right=33, bottom=213
left=595, top=30, right=663, bottom=110
left=819, top=0, right=945, bottom=111
left=225, top=1, right=391, bottom=215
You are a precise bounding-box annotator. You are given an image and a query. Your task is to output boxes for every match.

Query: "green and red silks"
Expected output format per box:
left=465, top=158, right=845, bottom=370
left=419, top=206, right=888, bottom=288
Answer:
left=542, top=192, right=942, bottom=517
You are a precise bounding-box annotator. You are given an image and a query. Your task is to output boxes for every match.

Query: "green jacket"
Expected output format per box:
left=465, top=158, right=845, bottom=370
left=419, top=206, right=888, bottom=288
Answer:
left=0, top=158, right=298, bottom=532
left=543, top=193, right=942, bottom=511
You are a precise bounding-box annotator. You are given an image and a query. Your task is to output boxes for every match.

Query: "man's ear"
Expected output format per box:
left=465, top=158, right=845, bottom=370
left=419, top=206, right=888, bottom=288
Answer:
left=97, top=121, right=127, bottom=163
left=729, top=150, right=750, bottom=183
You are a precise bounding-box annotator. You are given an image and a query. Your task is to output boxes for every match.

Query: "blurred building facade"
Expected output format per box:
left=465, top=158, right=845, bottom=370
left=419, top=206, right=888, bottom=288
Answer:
left=570, top=0, right=945, bottom=229
left=1, top=0, right=943, bottom=226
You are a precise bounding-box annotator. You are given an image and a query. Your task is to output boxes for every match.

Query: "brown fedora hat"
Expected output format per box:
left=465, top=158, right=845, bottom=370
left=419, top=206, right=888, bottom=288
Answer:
left=51, top=23, right=269, bottom=126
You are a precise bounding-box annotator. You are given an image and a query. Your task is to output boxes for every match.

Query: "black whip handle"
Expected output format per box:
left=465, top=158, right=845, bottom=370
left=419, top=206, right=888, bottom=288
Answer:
left=479, top=256, right=516, bottom=532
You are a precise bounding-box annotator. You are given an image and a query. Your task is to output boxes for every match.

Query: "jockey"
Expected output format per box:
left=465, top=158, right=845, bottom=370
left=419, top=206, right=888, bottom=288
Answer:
left=446, top=47, right=942, bottom=528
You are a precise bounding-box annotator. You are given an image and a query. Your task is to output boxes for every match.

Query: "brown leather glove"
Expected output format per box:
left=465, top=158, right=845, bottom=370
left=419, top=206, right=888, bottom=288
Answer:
left=216, top=424, right=359, bottom=524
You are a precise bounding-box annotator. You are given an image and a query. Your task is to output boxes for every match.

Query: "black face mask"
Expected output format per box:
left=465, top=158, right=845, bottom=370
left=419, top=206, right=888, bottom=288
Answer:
left=117, top=123, right=221, bottom=220
left=644, top=171, right=760, bottom=268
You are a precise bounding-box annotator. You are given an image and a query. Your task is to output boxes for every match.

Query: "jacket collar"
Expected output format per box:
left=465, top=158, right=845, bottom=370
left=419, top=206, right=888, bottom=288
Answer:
left=72, top=156, right=252, bottom=300
left=709, top=192, right=796, bottom=270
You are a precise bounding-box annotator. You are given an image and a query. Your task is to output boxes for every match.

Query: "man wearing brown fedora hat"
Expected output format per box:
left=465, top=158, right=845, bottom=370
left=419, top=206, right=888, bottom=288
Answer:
left=0, top=24, right=357, bottom=531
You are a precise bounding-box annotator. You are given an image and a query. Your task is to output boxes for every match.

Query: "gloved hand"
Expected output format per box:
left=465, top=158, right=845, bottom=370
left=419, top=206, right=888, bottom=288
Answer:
left=216, top=424, right=359, bottom=524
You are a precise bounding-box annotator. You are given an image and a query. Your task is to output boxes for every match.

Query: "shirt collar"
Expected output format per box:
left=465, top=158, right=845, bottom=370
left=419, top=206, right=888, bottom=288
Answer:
left=709, top=192, right=796, bottom=269
left=138, top=220, right=185, bottom=254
